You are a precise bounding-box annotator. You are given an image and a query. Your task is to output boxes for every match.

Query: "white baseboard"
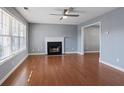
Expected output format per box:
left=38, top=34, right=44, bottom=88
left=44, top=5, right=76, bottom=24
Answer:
left=29, top=52, right=86, bottom=55
left=64, top=51, right=78, bottom=54
left=84, top=51, right=99, bottom=53
left=28, top=53, right=46, bottom=55
left=29, top=52, right=79, bottom=55
left=100, top=60, right=124, bottom=72
left=76, top=52, right=84, bottom=55
left=0, top=54, right=28, bottom=85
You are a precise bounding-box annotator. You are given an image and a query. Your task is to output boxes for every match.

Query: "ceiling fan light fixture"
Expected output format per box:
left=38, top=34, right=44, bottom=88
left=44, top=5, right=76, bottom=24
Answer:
left=63, top=16, right=68, bottom=19
left=65, top=11, right=69, bottom=14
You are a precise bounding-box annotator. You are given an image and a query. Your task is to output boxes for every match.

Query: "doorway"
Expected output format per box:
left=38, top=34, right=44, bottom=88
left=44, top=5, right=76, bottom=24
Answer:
left=81, top=22, right=101, bottom=55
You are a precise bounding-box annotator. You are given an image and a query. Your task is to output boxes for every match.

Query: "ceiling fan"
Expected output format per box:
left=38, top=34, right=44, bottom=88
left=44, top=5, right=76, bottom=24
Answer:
left=50, top=7, right=79, bottom=20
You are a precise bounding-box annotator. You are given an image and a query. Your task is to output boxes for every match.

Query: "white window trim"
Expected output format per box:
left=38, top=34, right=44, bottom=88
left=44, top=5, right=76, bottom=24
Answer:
left=0, top=8, right=27, bottom=65
left=0, top=48, right=26, bottom=66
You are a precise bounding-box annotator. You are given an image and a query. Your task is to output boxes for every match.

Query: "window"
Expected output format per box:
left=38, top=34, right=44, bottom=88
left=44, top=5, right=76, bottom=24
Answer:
left=12, top=19, right=19, bottom=51
left=19, top=24, right=26, bottom=49
left=0, top=8, right=26, bottom=62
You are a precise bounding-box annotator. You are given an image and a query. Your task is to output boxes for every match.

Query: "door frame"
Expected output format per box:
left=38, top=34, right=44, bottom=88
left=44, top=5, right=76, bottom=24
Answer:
left=81, top=21, right=101, bottom=55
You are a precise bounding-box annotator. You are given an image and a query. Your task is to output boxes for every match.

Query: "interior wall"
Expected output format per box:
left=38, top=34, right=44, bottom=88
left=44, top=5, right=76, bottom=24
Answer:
left=78, top=7, right=124, bottom=70
left=0, top=7, right=28, bottom=84
left=29, top=23, right=78, bottom=54
left=84, top=26, right=100, bottom=52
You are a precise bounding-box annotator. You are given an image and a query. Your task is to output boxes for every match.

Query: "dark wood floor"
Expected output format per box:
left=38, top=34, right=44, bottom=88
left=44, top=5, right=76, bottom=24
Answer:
left=2, top=53, right=124, bottom=86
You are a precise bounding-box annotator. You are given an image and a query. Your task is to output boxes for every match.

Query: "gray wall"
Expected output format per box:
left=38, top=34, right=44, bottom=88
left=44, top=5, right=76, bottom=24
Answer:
left=84, top=26, right=100, bottom=52
left=29, top=24, right=77, bottom=53
left=0, top=7, right=28, bottom=83
left=78, top=8, right=124, bottom=69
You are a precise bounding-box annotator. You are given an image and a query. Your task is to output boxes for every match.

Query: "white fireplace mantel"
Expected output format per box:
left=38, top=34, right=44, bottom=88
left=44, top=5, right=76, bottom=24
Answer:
left=45, top=37, right=64, bottom=54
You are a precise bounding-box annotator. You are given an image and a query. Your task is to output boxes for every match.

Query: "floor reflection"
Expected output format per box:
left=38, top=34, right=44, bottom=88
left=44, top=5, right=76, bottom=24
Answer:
left=2, top=53, right=124, bottom=86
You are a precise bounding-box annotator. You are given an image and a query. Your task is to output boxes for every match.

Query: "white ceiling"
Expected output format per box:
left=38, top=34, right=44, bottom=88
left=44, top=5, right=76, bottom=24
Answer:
left=15, top=7, right=117, bottom=25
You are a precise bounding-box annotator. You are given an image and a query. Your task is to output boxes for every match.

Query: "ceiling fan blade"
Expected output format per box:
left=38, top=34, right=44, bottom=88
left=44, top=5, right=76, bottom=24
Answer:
left=51, top=7, right=79, bottom=20
left=65, top=14, right=79, bottom=17
left=60, top=17, right=63, bottom=20
left=50, top=14, right=63, bottom=16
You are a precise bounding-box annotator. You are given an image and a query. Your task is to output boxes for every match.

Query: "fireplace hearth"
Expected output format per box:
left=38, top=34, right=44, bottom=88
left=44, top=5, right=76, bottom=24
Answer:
left=47, top=42, right=62, bottom=55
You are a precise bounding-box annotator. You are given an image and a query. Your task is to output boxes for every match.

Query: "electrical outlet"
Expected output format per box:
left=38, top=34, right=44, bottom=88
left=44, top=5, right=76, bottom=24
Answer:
left=38, top=48, right=40, bottom=52
left=72, top=48, right=74, bottom=51
left=116, top=58, right=120, bottom=62
left=32, top=49, right=34, bottom=52
left=12, top=61, right=15, bottom=66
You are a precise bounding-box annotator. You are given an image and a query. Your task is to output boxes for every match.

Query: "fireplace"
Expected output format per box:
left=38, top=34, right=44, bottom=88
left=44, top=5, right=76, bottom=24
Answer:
left=45, top=37, right=64, bottom=54
left=47, top=42, right=62, bottom=55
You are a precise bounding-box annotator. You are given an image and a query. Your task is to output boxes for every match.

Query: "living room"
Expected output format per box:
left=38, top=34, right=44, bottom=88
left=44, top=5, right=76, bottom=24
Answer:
left=0, top=7, right=124, bottom=86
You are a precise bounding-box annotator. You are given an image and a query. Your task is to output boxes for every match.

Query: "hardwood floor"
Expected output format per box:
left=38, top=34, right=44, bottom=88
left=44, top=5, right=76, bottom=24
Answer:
left=2, top=53, right=124, bottom=86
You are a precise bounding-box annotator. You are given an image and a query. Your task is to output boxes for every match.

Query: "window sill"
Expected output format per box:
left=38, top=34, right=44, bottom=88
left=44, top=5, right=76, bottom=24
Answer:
left=0, top=48, right=26, bottom=66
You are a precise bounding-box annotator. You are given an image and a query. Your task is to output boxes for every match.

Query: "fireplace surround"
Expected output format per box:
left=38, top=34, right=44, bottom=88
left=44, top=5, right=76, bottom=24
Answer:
left=45, top=37, right=64, bottom=55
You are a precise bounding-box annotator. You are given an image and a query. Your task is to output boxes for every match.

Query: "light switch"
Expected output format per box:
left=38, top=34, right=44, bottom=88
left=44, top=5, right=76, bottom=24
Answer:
left=105, top=31, right=109, bottom=35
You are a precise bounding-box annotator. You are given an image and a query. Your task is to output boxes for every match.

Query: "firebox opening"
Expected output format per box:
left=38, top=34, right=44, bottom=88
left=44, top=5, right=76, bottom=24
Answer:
left=47, top=42, right=62, bottom=55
